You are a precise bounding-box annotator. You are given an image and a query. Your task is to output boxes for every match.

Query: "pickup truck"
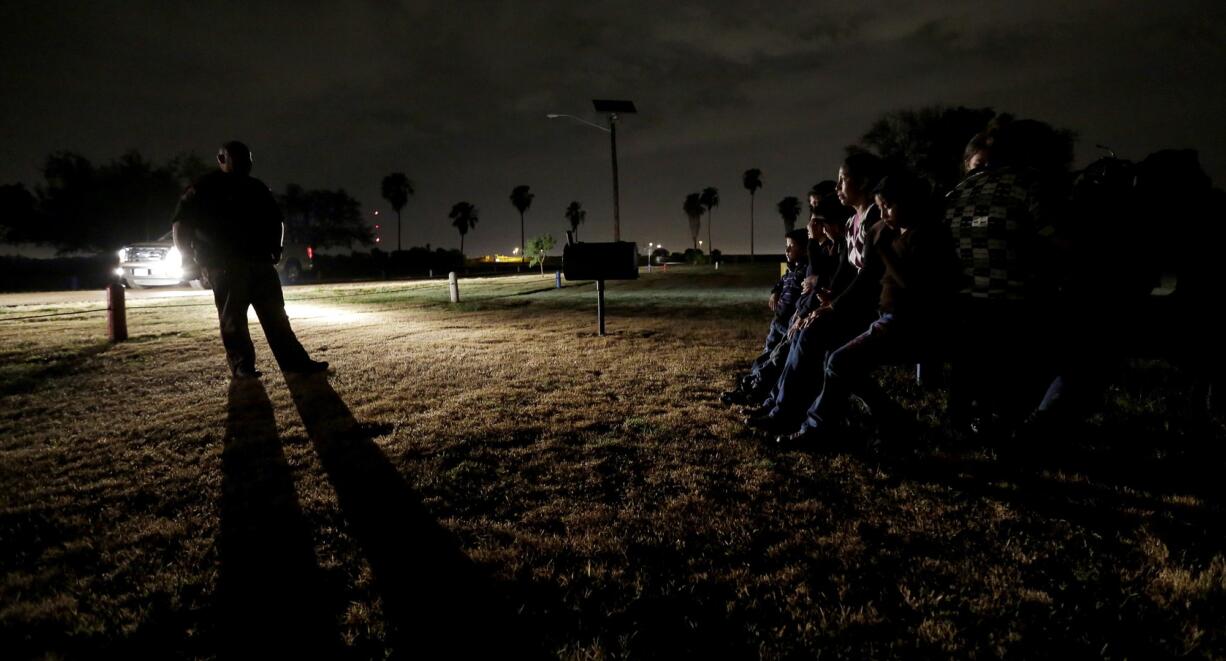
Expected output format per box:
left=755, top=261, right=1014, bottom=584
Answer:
left=114, top=227, right=314, bottom=288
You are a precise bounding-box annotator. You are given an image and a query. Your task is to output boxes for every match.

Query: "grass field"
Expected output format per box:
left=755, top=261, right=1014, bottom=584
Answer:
left=1, top=264, right=1224, bottom=659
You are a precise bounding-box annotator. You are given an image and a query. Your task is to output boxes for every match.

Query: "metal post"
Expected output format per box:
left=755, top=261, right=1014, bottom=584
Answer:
left=596, top=279, right=606, bottom=336
left=610, top=116, right=620, bottom=242
left=449, top=271, right=460, bottom=303
left=555, top=271, right=562, bottom=289
left=107, top=282, right=127, bottom=342
left=750, top=195, right=755, bottom=260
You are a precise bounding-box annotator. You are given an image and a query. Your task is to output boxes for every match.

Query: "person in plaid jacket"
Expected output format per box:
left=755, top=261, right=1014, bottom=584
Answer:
left=943, top=121, right=1062, bottom=430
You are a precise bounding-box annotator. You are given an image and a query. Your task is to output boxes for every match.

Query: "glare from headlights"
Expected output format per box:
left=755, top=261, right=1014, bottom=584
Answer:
left=117, top=248, right=126, bottom=261
left=113, top=267, right=124, bottom=276
left=164, top=247, right=181, bottom=267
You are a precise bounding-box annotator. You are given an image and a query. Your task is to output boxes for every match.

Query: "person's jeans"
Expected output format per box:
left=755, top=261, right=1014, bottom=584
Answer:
left=764, top=308, right=868, bottom=424
left=745, top=317, right=796, bottom=389
left=800, top=313, right=926, bottom=433
left=748, top=317, right=789, bottom=372
left=208, top=261, right=311, bottom=373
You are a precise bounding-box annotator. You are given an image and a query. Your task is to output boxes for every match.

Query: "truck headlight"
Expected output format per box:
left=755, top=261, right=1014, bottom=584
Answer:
left=117, top=248, right=127, bottom=262
left=163, top=247, right=181, bottom=267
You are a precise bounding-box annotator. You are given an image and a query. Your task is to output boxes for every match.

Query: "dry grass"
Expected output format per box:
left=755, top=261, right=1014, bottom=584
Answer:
left=1, top=265, right=1224, bottom=659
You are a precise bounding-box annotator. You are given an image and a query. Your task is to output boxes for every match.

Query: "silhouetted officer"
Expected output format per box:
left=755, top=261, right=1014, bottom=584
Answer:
left=172, top=140, right=328, bottom=379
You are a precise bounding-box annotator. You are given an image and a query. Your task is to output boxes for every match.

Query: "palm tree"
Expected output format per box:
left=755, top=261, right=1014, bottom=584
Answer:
left=449, top=201, right=479, bottom=255
left=380, top=172, right=414, bottom=252
left=683, top=192, right=704, bottom=251
left=509, top=185, right=534, bottom=259
left=742, top=168, right=763, bottom=258
left=777, top=196, right=801, bottom=232
left=564, top=201, right=586, bottom=241
left=700, top=186, right=719, bottom=257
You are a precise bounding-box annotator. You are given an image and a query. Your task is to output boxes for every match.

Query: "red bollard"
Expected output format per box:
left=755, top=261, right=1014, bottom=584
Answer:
left=107, top=282, right=127, bottom=342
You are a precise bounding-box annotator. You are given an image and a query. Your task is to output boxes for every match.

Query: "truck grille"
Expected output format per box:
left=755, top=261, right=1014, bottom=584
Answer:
left=127, top=246, right=168, bottom=263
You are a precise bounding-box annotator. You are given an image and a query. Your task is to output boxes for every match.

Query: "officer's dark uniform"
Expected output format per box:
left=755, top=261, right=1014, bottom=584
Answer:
left=173, top=168, right=316, bottom=377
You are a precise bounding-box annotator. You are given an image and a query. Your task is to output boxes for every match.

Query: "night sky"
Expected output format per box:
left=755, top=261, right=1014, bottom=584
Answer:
left=2, top=1, right=1223, bottom=256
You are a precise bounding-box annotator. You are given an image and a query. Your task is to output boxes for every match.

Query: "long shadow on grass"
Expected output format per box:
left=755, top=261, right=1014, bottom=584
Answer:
left=284, top=372, right=538, bottom=657
left=837, top=428, right=1226, bottom=657
left=1045, top=422, right=1226, bottom=507
left=217, top=378, right=345, bottom=658
left=755, top=447, right=1114, bottom=657
left=881, top=427, right=1226, bottom=539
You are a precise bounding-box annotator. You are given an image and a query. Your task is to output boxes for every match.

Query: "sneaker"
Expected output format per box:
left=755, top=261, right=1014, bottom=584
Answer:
left=720, top=390, right=752, bottom=406
left=745, top=413, right=793, bottom=435
left=740, top=403, right=772, bottom=418
left=744, top=410, right=771, bottom=427
left=774, top=428, right=821, bottom=449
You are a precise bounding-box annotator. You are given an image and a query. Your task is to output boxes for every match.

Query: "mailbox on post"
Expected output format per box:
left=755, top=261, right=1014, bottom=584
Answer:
left=562, top=234, right=638, bottom=336
left=562, top=241, right=638, bottom=281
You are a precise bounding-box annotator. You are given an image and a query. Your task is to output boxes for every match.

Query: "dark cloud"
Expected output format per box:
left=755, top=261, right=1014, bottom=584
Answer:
left=2, top=0, right=1224, bottom=256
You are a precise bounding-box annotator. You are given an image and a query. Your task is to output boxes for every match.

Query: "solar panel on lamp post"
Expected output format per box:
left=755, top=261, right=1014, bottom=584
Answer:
left=546, top=99, right=636, bottom=242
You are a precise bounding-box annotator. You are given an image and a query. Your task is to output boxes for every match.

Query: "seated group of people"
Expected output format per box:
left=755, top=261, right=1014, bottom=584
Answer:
left=723, top=122, right=1224, bottom=448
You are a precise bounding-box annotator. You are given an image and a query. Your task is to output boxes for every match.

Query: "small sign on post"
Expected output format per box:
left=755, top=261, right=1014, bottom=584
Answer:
left=107, top=282, right=127, bottom=342
left=561, top=233, right=637, bottom=336
left=448, top=271, right=460, bottom=302
left=596, top=280, right=606, bottom=335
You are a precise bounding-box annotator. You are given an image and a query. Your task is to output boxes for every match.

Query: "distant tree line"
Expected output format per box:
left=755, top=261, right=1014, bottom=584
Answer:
left=0, top=151, right=205, bottom=251
left=0, top=150, right=372, bottom=253
left=279, top=183, right=372, bottom=249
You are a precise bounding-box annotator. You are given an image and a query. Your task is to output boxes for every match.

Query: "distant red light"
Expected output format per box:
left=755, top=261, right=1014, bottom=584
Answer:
left=306, top=246, right=314, bottom=260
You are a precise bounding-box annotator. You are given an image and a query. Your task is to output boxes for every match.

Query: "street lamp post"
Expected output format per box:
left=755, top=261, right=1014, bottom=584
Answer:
left=609, top=116, right=619, bottom=241
left=547, top=99, right=636, bottom=242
